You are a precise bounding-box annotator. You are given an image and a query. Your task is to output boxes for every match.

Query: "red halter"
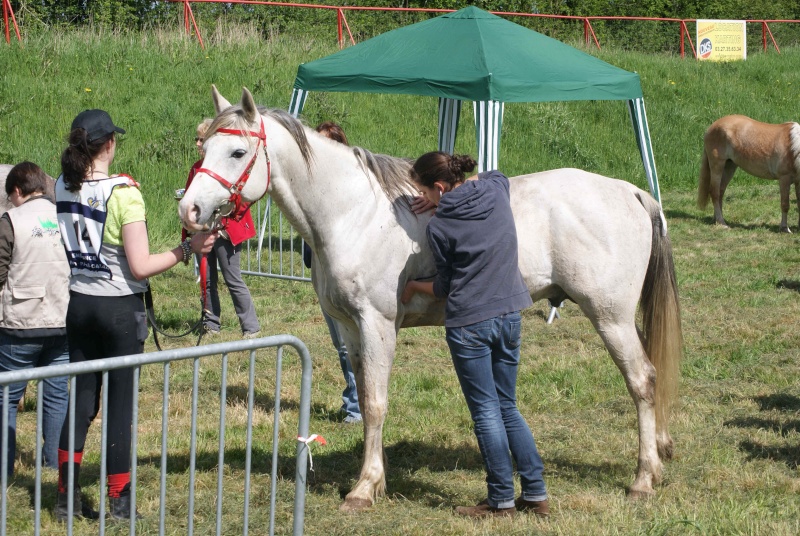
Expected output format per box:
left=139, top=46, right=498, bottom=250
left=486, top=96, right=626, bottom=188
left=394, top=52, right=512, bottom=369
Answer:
left=195, top=117, right=271, bottom=223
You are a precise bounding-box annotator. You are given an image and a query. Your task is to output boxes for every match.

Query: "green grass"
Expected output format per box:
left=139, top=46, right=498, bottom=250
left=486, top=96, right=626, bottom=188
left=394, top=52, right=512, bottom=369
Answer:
left=2, top=24, right=800, bottom=535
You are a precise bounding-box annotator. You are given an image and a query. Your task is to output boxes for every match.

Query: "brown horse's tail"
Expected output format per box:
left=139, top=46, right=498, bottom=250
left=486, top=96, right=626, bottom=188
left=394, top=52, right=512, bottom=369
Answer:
left=638, top=193, right=683, bottom=461
left=698, top=148, right=711, bottom=209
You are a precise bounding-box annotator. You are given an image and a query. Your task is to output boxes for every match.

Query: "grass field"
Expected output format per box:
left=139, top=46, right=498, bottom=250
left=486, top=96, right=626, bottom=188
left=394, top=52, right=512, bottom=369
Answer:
left=1, top=23, right=800, bottom=535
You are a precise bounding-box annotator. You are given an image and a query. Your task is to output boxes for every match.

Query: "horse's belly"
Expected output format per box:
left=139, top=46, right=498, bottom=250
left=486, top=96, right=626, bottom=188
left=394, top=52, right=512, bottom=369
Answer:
left=400, top=301, right=446, bottom=328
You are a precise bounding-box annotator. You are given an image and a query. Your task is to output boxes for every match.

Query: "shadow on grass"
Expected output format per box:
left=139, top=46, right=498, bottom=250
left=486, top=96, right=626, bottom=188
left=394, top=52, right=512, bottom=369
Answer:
left=725, top=416, right=800, bottom=437
left=225, top=385, right=304, bottom=413
left=776, top=279, right=800, bottom=293
left=753, top=392, right=800, bottom=411
left=723, top=392, right=800, bottom=469
left=738, top=439, right=800, bottom=469
left=7, top=475, right=59, bottom=511
left=663, top=208, right=784, bottom=232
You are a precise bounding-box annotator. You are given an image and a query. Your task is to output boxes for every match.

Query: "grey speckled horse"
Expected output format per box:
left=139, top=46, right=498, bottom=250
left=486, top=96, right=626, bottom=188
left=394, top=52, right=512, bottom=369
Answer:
left=179, top=87, right=683, bottom=511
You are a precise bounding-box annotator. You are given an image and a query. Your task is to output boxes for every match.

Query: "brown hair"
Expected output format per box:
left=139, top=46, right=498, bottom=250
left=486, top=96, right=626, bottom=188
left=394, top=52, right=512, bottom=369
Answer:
left=60, top=129, right=114, bottom=192
left=315, top=121, right=349, bottom=146
left=410, top=151, right=477, bottom=188
left=6, top=161, right=49, bottom=197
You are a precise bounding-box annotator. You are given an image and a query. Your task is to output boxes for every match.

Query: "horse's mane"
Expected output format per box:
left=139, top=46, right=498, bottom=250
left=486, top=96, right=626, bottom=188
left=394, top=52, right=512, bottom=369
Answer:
left=211, top=106, right=416, bottom=206
left=351, top=147, right=416, bottom=204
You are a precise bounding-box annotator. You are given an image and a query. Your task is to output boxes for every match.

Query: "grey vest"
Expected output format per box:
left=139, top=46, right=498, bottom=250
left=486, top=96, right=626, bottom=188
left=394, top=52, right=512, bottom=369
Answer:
left=0, top=197, right=70, bottom=330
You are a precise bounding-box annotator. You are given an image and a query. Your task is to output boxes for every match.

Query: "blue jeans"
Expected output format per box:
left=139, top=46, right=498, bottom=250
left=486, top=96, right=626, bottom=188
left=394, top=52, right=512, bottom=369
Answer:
left=323, top=311, right=360, bottom=420
left=0, top=333, right=69, bottom=477
left=446, top=312, right=547, bottom=509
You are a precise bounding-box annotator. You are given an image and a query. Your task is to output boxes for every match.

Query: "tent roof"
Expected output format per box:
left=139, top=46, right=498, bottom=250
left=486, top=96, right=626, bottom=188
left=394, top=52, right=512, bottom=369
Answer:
left=293, top=6, right=643, bottom=103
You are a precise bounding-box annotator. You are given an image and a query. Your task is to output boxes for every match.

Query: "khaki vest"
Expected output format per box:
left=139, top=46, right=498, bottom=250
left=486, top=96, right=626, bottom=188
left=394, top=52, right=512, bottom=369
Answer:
left=0, top=197, right=70, bottom=330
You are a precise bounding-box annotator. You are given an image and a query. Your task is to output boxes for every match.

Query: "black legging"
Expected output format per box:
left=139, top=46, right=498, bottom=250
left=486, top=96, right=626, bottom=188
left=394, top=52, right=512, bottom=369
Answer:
left=58, top=291, right=148, bottom=476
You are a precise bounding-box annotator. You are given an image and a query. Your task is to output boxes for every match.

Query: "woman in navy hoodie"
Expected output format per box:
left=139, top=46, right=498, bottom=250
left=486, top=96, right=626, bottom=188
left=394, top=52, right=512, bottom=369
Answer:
left=402, top=152, right=549, bottom=519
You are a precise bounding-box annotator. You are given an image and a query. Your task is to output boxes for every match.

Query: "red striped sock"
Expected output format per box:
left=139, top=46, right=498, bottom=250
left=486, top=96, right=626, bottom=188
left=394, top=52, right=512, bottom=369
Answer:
left=107, top=473, right=131, bottom=498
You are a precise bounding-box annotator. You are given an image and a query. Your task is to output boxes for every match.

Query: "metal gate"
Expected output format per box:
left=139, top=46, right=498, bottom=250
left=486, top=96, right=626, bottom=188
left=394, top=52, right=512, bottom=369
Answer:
left=242, top=197, right=310, bottom=282
left=0, top=335, right=313, bottom=536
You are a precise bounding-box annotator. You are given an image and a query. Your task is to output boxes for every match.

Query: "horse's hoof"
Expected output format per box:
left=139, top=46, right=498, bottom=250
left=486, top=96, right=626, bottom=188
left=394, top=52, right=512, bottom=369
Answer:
left=339, top=497, right=372, bottom=513
left=657, top=440, right=674, bottom=461
left=627, top=487, right=655, bottom=501
left=779, top=226, right=792, bottom=234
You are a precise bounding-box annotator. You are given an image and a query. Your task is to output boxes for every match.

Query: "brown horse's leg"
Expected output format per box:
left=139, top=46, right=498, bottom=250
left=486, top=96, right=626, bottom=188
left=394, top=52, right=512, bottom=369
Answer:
left=777, top=174, right=793, bottom=233
left=707, top=158, right=731, bottom=227
left=714, top=161, right=737, bottom=227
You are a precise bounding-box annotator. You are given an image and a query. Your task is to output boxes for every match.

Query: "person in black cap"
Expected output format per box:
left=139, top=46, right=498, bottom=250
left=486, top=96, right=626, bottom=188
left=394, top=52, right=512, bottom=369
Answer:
left=53, top=109, right=216, bottom=521
left=69, top=109, right=126, bottom=143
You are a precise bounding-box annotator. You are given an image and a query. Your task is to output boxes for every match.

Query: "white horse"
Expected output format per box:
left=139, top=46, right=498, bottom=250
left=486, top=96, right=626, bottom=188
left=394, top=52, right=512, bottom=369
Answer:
left=179, top=88, right=683, bottom=511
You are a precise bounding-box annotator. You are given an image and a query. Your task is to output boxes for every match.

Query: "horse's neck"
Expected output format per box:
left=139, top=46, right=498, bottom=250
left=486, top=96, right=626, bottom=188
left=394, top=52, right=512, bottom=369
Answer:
left=268, top=130, right=396, bottom=254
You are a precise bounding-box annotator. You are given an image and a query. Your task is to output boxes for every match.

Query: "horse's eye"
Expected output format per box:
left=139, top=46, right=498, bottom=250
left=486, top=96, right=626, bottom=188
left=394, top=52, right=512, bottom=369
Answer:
left=232, top=149, right=247, bottom=159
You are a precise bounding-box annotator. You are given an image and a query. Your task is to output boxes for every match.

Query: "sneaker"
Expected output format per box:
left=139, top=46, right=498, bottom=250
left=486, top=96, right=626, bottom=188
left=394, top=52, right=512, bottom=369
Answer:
left=203, top=325, right=221, bottom=336
left=455, top=499, right=515, bottom=519
left=242, top=330, right=261, bottom=340
left=515, top=497, right=549, bottom=517
left=343, top=414, right=362, bottom=424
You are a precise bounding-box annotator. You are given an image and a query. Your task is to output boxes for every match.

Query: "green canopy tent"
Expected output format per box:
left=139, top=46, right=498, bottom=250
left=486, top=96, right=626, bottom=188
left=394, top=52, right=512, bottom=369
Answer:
left=289, top=6, right=660, bottom=203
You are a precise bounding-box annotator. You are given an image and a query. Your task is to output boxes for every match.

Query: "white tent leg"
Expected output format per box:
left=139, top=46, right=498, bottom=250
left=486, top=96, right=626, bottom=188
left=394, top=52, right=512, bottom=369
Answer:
left=473, top=101, right=504, bottom=172
left=438, top=98, right=461, bottom=153
left=547, top=302, right=563, bottom=324
left=627, top=97, right=661, bottom=204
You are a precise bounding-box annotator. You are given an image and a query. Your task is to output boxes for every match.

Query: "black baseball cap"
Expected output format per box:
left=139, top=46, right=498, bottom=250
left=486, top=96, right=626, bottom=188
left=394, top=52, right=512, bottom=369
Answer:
left=71, top=109, right=126, bottom=142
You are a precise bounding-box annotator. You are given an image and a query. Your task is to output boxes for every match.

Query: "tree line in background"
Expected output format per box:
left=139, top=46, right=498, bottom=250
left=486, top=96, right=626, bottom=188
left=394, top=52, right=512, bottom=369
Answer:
left=11, top=1, right=800, bottom=52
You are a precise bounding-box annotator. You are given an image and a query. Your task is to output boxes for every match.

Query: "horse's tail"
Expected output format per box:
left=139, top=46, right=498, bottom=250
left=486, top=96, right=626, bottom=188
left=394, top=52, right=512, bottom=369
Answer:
left=698, top=146, right=711, bottom=210
left=638, top=193, right=683, bottom=460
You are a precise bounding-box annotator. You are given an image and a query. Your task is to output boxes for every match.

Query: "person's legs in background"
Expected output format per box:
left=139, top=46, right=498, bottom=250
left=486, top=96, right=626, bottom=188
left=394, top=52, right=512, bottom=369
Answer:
left=214, top=238, right=260, bottom=336
left=201, top=249, right=222, bottom=333
left=323, top=312, right=360, bottom=423
left=37, top=335, right=69, bottom=470
left=0, top=333, right=38, bottom=478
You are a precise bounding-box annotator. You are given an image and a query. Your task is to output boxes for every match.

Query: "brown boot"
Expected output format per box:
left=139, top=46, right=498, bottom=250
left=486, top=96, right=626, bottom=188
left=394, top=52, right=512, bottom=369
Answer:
left=455, top=499, right=515, bottom=518
left=515, top=496, right=550, bottom=517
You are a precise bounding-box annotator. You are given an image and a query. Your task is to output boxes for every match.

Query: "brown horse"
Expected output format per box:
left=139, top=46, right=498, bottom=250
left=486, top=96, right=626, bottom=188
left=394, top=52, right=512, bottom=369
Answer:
left=698, top=115, right=800, bottom=232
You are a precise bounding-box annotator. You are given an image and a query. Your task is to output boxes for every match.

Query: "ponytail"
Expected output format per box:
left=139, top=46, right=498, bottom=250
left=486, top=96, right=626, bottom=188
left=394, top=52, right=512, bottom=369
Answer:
left=60, top=129, right=113, bottom=192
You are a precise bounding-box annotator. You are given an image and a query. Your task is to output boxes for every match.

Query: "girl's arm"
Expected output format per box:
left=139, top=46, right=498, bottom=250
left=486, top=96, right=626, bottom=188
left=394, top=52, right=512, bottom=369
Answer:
left=401, top=280, right=435, bottom=304
left=123, top=221, right=216, bottom=280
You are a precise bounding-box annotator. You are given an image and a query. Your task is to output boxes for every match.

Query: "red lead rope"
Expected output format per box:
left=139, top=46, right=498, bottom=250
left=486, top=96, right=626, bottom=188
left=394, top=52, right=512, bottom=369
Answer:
left=195, top=117, right=271, bottom=223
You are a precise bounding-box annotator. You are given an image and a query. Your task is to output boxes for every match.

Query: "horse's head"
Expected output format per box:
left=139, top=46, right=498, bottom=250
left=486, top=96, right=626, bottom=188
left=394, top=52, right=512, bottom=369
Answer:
left=179, top=86, right=270, bottom=232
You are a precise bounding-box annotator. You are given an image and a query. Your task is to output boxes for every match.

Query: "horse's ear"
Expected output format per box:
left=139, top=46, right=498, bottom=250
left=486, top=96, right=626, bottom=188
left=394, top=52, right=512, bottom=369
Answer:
left=212, top=85, right=232, bottom=116
left=241, top=87, right=259, bottom=122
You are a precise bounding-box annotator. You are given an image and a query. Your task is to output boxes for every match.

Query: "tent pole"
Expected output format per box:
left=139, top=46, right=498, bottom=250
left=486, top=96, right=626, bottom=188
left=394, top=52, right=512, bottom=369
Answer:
left=473, top=101, right=504, bottom=173
left=627, top=98, right=661, bottom=205
left=438, top=98, right=461, bottom=154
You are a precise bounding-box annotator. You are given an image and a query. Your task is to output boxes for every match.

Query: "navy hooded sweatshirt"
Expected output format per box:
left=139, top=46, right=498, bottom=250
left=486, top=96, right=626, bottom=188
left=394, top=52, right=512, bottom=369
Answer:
left=427, top=170, right=532, bottom=328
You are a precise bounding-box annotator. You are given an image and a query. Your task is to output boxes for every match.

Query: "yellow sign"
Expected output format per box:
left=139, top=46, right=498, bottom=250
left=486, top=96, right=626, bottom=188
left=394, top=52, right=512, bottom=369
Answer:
left=696, top=20, right=746, bottom=61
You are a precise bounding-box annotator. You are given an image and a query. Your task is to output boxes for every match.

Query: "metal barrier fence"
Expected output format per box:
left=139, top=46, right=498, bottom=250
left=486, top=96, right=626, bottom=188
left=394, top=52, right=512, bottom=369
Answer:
left=0, top=335, right=312, bottom=536
left=244, top=196, right=310, bottom=282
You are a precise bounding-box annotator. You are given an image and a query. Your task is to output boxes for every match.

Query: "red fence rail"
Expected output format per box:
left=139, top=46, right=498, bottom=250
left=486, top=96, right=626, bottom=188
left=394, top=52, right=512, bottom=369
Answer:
left=3, top=0, right=799, bottom=57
